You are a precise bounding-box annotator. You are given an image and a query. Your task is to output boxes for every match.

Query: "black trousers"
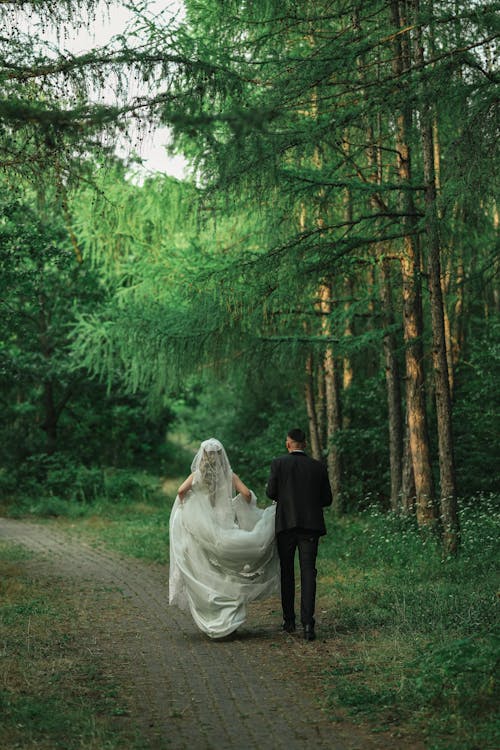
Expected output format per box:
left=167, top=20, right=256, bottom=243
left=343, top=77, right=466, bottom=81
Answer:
left=277, top=528, right=319, bottom=627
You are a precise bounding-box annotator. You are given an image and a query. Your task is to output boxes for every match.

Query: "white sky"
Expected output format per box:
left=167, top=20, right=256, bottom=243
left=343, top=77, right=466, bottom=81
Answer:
left=46, top=1, right=189, bottom=179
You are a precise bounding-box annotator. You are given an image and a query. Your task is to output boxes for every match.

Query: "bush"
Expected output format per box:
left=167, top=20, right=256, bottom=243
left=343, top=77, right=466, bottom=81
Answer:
left=9, top=455, right=104, bottom=504
left=4, top=455, right=165, bottom=517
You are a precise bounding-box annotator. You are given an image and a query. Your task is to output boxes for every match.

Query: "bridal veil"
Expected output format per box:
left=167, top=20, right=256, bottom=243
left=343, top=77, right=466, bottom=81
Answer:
left=169, top=438, right=279, bottom=638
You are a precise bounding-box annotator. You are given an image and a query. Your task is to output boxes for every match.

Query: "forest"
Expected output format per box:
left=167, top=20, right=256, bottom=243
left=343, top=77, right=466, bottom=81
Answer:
left=0, top=1, right=498, bottom=748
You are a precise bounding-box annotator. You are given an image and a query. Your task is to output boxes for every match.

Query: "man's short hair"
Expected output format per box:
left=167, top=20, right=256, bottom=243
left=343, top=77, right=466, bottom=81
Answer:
left=287, top=428, right=306, bottom=443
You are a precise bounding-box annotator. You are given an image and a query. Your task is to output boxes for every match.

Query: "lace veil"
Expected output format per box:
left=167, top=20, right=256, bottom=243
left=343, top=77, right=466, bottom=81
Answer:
left=191, top=438, right=234, bottom=510
left=169, top=437, right=280, bottom=636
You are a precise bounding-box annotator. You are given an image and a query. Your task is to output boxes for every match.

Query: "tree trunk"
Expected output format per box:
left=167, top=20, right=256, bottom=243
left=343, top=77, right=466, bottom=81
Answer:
left=401, top=413, right=416, bottom=514
left=361, top=66, right=405, bottom=512
left=492, top=203, right=500, bottom=313
left=380, top=258, right=404, bottom=511
left=320, top=282, right=343, bottom=510
left=441, top=260, right=455, bottom=398
left=341, top=140, right=354, bottom=402
left=342, top=275, right=354, bottom=398
left=400, top=249, right=437, bottom=529
left=434, top=113, right=455, bottom=397
left=412, top=1, right=459, bottom=552
left=391, top=0, right=438, bottom=531
left=316, top=361, right=326, bottom=455
left=324, top=345, right=343, bottom=511
left=305, top=353, right=322, bottom=460
left=452, top=235, right=465, bottom=364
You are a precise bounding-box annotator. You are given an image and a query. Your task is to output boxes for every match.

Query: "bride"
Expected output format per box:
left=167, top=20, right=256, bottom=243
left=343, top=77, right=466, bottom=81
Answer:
left=169, top=438, right=279, bottom=638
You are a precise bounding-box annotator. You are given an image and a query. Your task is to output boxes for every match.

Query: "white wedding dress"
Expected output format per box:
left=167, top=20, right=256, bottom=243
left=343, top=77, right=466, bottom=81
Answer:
left=169, top=439, right=279, bottom=638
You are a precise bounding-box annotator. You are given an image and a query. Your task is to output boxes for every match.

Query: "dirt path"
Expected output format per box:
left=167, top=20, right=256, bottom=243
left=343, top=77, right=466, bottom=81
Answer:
left=0, top=518, right=415, bottom=750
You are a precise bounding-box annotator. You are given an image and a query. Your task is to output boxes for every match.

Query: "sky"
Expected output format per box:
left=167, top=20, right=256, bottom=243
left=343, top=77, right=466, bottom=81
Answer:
left=46, top=1, right=188, bottom=179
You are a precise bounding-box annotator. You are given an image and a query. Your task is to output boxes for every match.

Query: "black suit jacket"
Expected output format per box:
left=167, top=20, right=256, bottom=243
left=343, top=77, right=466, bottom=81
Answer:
left=266, top=451, right=333, bottom=536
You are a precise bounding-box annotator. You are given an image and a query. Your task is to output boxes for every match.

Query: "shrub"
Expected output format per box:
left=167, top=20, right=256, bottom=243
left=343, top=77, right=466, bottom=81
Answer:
left=5, top=455, right=165, bottom=516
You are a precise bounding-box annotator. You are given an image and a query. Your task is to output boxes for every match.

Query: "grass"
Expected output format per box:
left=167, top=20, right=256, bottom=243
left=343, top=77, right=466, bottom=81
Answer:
left=316, top=496, right=499, bottom=749
left=59, top=501, right=172, bottom=563
left=0, top=474, right=179, bottom=564
left=0, top=542, right=148, bottom=750
left=2, top=481, right=499, bottom=749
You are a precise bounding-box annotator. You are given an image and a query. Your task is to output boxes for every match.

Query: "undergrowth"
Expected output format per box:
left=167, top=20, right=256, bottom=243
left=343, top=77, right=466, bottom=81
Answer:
left=2, top=482, right=498, bottom=748
left=318, top=494, right=499, bottom=749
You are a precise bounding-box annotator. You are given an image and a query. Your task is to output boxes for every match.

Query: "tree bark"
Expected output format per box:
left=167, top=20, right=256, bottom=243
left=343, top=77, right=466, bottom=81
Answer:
left=359, top=32, right=405, bottom=512
left=453, top=248, right=465, bottom=361
left=316, top=361, right=326, bottom=455
left=305, top=353, right=322, bottom=460
left=342, top=275, right=354, bottom=398
left=412, top=0, right=459, bottom=552
left=380, top=258, right=404, bottom=511
left=440, top=260, right=455, bottom=398
left=391, top=0, right=438, bottom=531
left=492, top=203, right=500, bottom=314
left=401, top=413, right=416, bottom=514
left=341, top=139, right=354, bottom=402
left=320, top=282, right=343, bottom=511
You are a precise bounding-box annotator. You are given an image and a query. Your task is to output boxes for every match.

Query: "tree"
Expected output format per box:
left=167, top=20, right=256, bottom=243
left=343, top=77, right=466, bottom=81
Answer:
left=11, top=0, right=495, bottom=538
left=0, top=186, right=103, bottom=459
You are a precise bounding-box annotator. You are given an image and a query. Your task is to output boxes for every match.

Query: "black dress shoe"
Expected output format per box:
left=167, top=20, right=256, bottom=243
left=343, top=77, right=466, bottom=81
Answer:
left=303, top=624, right=316, bottom=641
left=282, top=620, right=296, bottom=633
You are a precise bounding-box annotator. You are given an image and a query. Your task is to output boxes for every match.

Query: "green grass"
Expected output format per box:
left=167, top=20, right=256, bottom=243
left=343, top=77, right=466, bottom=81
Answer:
left=3, top=481, right=499, bottom=748
left=0, top=542, right=33, bottom=561
left=0, top=542, right=149, bottom=750
left=2, top=473, right=178, bottom=564
left=53, top=495, right=174, bottom=563
left=317, top=495, right=499, bottom=749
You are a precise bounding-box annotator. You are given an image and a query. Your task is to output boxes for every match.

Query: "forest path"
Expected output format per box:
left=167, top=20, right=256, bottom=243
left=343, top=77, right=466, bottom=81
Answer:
left=0, top=518, right=417, bottom=750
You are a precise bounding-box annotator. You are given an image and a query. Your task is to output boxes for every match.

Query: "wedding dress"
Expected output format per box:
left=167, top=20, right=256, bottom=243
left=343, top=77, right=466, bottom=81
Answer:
left=169, top=439, right=279, bottom=638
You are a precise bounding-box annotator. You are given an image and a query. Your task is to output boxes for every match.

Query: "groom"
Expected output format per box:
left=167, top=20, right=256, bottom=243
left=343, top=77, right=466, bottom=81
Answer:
left=266, top=428, right=332, bottom=641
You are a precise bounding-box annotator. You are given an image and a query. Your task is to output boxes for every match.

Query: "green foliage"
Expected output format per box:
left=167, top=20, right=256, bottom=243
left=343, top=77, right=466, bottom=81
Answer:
left=0, top=186, right=105, bottom=461
left=4, top=458, right=166, bottom=516
left=320, top=498, right=499, bottom=747
left=1, top=2, right=499, bottom=522
left=329, top=632, right=499, bottom=749
left=0, top=181, right=189, bottom=509
left=172, top=370, right=308, bottom=493
left=454, top=316, right=500, bottom=495
left=0, top=542, right=33, bottom=562
left=56, top=0, right=498, bottom=516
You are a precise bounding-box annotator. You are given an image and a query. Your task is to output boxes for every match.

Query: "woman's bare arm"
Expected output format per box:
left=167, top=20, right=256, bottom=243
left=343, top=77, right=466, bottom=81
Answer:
left=232, top=472, right=252, bottom=502
left=177, top=473, right=194, bottom=502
